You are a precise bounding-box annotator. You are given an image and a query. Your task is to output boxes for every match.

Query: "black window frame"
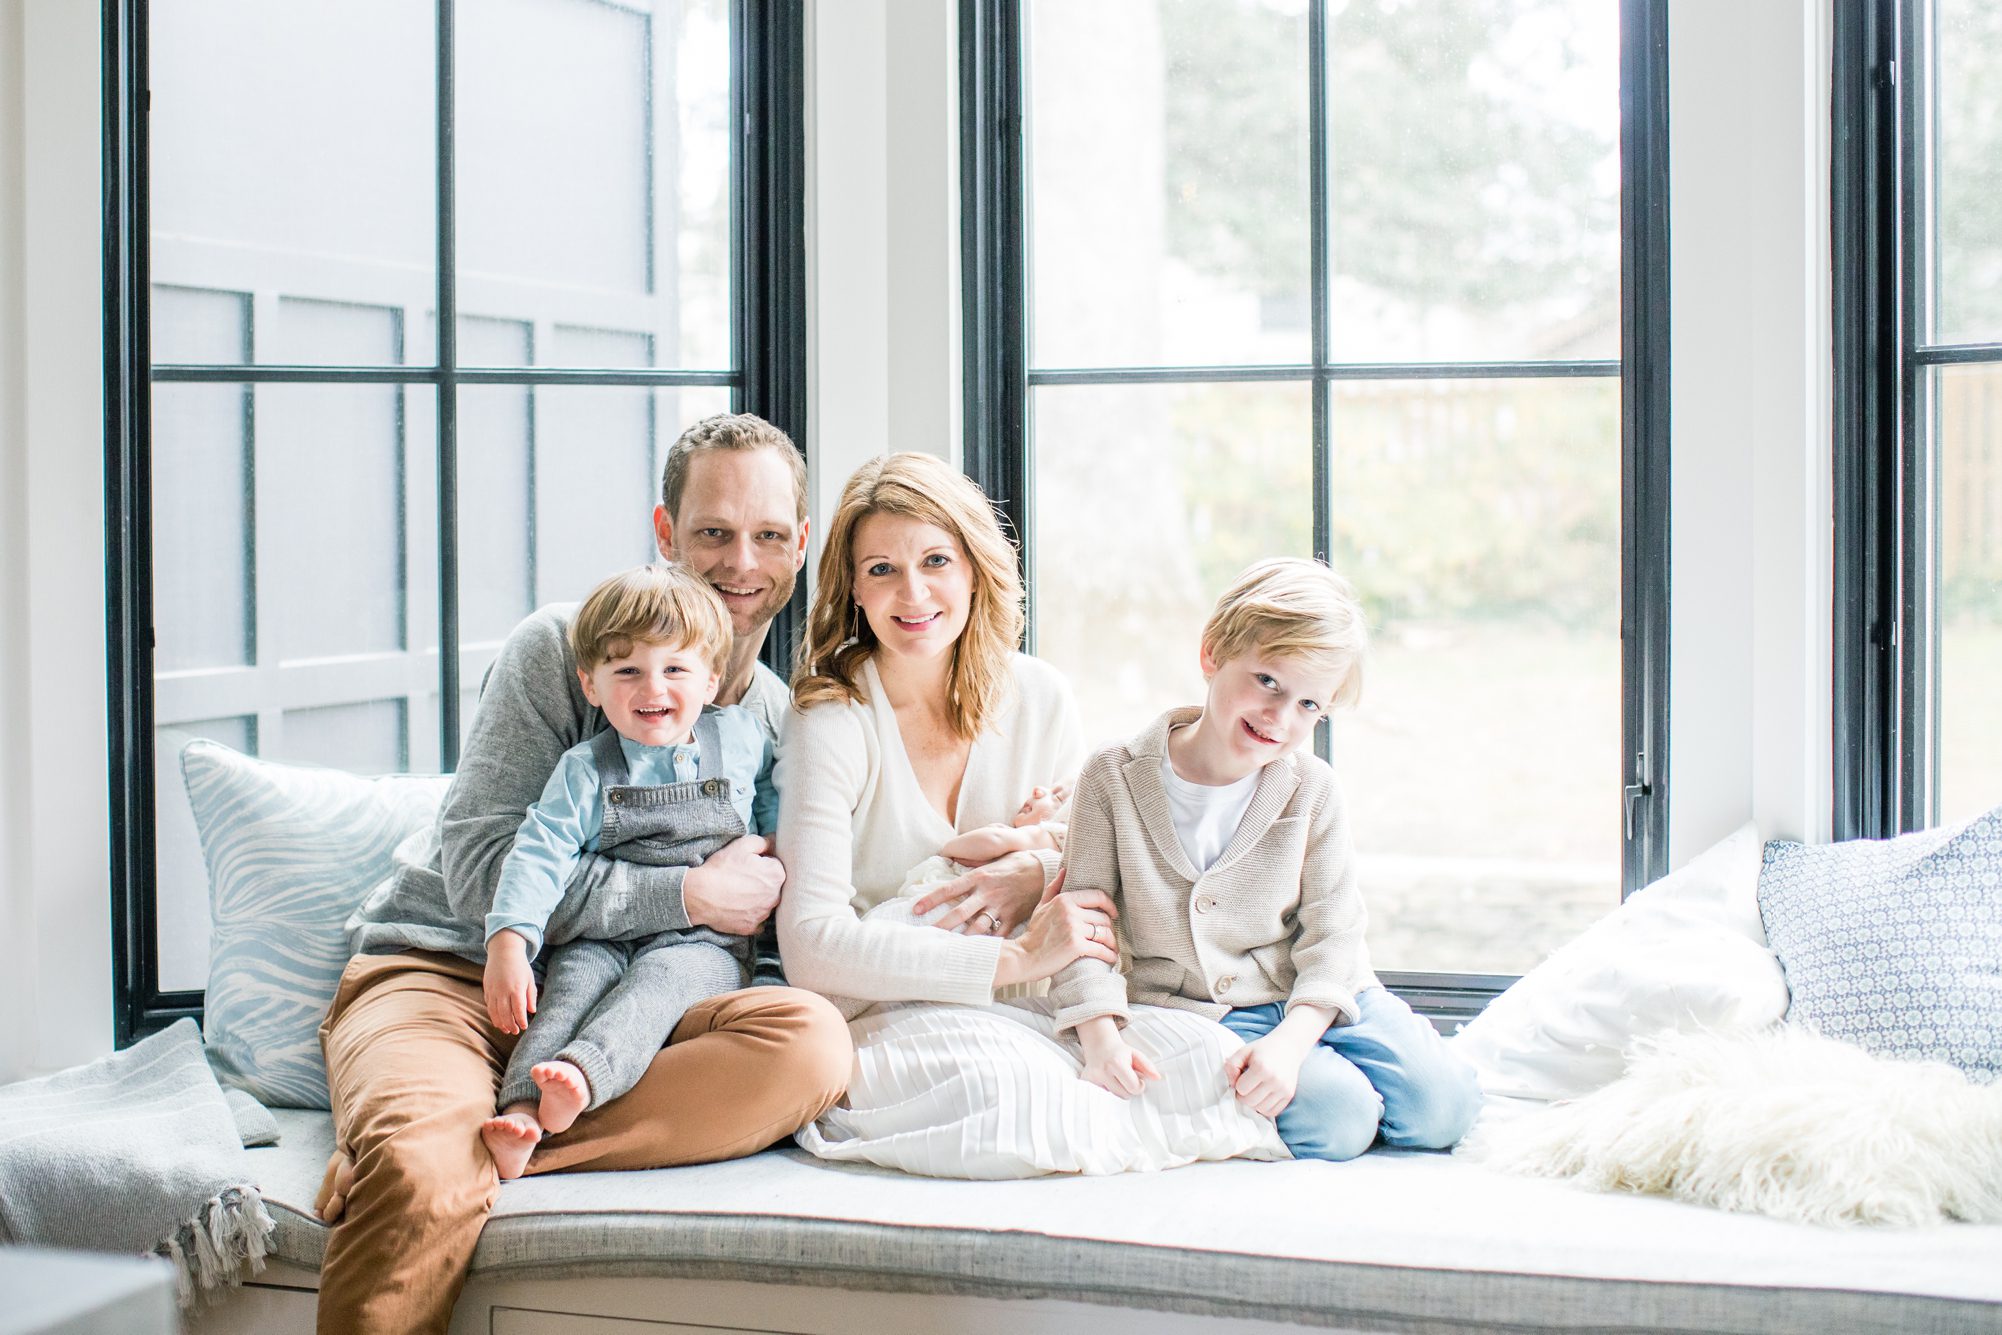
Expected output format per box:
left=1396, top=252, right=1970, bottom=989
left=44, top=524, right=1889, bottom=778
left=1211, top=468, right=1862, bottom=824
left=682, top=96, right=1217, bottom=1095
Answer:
left=1833, top=0, right=2002, bottom=839
left=103, top=0, right=809, bottom=1046
left=962, top=0, right=1673, bottom=1021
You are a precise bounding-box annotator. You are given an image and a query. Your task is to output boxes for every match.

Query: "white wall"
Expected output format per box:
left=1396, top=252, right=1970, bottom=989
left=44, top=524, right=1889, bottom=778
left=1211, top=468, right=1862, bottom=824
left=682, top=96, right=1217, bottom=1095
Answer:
left=1668, top=0, right=1835, bottom=862
left=0, top=0, right=33, bottom=1083
left=2, top=0, right=111, bottom=1080
left=805, top=0, right=960, bottom=561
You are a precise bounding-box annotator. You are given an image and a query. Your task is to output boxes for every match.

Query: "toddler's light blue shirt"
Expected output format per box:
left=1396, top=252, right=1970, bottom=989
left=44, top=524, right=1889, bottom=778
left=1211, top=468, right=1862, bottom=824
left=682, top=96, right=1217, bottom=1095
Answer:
left=485, top=704, right=775, bottom=956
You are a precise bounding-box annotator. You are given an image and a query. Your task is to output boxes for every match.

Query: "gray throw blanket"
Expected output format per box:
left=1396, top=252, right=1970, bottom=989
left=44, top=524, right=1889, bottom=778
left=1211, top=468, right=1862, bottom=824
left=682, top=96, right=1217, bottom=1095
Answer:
left=0, top=1018, right=273, bottom=1306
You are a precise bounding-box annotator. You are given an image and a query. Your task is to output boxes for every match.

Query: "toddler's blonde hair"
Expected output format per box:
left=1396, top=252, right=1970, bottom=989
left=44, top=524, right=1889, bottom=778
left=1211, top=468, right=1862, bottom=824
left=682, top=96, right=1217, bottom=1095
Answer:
left=568, top=564, right=733, bottom=673
left=1201, top=558, right=1368, bottom=710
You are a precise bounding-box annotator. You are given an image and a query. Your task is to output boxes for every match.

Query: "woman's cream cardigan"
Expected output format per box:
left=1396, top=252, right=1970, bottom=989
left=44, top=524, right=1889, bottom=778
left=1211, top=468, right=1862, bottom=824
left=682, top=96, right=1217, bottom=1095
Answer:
left=774, top=653, right=1083, bottom=1005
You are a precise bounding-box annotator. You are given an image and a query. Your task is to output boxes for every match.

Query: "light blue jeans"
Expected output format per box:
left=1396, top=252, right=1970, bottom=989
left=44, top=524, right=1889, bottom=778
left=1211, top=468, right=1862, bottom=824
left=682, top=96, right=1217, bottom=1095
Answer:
left=1221, top=987, right=1482, bottom=1162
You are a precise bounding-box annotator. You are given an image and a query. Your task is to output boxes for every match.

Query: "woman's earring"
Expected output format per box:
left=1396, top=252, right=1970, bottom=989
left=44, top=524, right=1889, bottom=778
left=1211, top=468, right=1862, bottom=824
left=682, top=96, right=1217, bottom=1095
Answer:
left=849, top=602, right=861, bottom=643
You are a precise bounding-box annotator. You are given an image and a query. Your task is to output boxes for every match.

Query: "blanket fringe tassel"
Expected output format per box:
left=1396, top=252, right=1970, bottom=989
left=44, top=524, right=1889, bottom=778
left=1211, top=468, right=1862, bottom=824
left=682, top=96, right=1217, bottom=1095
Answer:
left=154, top=1184, right=274, bottom=1309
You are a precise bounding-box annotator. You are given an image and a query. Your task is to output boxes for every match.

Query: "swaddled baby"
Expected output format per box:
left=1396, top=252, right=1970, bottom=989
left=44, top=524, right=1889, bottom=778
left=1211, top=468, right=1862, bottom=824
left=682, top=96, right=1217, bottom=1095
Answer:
left=861, top=784, right=1068, bottom=935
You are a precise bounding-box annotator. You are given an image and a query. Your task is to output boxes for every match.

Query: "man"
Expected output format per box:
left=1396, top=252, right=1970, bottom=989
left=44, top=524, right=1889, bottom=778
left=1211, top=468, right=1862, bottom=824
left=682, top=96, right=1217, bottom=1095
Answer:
left=313, top=414, right=850, bottom=1335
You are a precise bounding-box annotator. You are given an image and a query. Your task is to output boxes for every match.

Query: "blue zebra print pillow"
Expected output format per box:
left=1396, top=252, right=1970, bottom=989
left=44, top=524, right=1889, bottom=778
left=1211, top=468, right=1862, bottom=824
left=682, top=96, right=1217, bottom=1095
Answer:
left=1759, top=806, right=2002, bottom=1084
left=181, top=739, right=450, bottom=1108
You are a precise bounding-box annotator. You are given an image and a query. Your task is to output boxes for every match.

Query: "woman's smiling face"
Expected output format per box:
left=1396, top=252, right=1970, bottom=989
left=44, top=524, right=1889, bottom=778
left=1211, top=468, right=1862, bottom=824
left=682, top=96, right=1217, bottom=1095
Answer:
left=850, top=512, right=974, bottom=667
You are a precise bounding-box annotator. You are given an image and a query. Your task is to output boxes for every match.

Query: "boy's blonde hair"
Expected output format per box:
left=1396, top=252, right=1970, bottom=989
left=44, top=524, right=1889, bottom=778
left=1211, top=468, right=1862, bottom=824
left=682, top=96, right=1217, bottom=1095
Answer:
left=1201, top=558, right=1368, bottom=710
left=568, top=564, right=733, bottom=673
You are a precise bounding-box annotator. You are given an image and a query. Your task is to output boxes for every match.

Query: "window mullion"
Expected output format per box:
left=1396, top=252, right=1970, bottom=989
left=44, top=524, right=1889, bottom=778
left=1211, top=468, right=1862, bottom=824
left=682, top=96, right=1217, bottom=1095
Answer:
left=436, top=0, right=461, bottom=771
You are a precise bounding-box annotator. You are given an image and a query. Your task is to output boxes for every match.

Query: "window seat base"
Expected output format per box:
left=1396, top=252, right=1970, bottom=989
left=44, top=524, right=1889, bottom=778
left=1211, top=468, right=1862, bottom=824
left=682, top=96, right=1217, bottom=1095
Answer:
left=189, top=1108, right=2002, bottom=1334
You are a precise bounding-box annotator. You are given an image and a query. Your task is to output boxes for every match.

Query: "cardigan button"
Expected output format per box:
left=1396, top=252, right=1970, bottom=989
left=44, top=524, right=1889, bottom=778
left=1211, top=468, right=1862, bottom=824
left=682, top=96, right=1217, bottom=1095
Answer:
left=1216, top=974, right=1235, bottom=994
left=1194, top=894, right=1216, bottom=914
left=608, top=791, right=623, bottom=805
left=703, top=779, right=722, bottom=796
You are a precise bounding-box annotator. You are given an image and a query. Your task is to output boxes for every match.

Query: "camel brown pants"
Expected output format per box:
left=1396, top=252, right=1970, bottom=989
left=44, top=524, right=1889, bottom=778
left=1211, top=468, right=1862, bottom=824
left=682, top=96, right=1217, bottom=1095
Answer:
left=314, top=951, right=851, bottom=1335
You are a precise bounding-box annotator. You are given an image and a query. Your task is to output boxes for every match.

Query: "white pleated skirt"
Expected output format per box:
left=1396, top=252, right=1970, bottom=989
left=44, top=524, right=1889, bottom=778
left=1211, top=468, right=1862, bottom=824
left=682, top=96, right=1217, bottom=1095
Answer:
left=796, top=997, right=1290, bottom=1179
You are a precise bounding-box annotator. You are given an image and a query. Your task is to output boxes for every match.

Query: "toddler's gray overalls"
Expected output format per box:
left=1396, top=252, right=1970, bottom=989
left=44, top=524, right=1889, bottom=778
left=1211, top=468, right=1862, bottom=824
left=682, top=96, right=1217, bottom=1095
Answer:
left=496, top=714, right=763, bottom=1113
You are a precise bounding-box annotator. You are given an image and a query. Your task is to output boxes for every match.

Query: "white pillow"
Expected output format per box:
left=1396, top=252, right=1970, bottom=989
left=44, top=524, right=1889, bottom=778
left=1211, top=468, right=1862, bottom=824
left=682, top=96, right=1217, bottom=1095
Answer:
left=183, top=739, right=450, bottom=1108
left=1450, top=823, right=1786, bottom=1103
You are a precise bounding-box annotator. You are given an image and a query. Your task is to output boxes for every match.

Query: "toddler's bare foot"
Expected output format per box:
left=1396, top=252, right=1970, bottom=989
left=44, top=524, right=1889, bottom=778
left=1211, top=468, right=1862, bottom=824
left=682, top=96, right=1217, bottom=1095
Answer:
left=481, top=1112, right=541, bottom=1180
left=314, top=1149, right=356, bottom=1222
left=532, top=1060, right=591, bottom=1134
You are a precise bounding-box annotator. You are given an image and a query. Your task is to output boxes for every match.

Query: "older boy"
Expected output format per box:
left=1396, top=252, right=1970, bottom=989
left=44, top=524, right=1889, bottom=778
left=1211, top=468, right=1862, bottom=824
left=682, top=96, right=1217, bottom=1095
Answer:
left=1051, top=558, right=1481, bottom=1161
left=314, top=415, right=850, bottom=1335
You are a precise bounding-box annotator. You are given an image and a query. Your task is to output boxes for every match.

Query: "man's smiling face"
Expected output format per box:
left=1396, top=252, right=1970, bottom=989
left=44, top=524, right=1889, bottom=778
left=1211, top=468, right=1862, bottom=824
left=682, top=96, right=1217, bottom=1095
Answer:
left=654, top=446, right=808, bottom=642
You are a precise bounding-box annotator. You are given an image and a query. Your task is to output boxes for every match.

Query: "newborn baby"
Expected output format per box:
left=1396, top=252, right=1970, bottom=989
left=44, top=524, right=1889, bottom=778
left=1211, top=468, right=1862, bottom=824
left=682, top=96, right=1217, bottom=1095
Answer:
left=862, top=784, right=1068, bottom=935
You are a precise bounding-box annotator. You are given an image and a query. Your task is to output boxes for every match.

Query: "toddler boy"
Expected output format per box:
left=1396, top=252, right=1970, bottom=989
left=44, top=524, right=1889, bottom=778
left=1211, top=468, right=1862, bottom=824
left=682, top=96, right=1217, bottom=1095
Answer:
left=480, top=563, right=777, bottom=1177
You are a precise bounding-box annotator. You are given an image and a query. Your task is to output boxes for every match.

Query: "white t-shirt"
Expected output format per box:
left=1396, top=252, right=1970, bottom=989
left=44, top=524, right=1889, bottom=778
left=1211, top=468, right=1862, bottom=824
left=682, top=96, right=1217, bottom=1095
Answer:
left=1160, top=741, right=1258, bottom=874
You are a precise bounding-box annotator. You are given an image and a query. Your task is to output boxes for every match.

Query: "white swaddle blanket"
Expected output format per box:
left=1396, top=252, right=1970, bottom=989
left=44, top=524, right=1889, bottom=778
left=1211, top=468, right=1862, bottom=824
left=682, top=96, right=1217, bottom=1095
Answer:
left=797, top=857, right=1289, bottom=1179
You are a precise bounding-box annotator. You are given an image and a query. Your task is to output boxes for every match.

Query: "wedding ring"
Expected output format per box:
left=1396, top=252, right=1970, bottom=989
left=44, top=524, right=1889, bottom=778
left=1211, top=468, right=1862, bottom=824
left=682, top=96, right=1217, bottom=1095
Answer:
left=980, top=911, right=1001, bottom=932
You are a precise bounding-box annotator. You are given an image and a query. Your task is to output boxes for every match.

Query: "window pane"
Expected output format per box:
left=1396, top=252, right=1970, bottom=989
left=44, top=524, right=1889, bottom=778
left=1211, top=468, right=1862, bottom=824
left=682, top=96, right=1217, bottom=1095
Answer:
left=279, top=700, right=409, bottom=773
left=149, top=0, right=437, bottom=365
left=1027, top=0, right=1311, bottom=370
left=259, top=383, right=421, bottom=661
left=457, top=324, right=537, bottom=651
left=1031, top=380, right=1314, bottom=744
left=1325, top=376, right=1620, bottom=975
left=1931, top=0, right=2002, bottom=346
left=153, top=285, right=249, bottom=364
left=268, top=297, right=404, bottom=366
left=154, top=715, right=258, bottom=994
left=153, top=383, right=253, bottom=671
left=1327, top=0, right=1620, bottom=362
left=458, top=0, right=732, bottom=370
left=528, top=386, right=732, bottom=610
left=1935, top=363, right=2002, bottom=825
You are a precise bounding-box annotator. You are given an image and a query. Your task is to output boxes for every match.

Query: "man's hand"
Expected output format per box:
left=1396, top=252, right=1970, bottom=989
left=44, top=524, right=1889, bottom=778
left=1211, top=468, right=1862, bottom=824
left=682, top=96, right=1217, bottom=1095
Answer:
left=483, top=929, right=537, bottom=1034
left=682, top=834, right=784, bottom=935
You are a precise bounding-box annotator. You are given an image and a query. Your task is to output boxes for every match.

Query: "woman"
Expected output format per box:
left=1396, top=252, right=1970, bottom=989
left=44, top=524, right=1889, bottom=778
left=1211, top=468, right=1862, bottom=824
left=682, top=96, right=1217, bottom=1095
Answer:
left=776, top=454, right=1286, bottom=1178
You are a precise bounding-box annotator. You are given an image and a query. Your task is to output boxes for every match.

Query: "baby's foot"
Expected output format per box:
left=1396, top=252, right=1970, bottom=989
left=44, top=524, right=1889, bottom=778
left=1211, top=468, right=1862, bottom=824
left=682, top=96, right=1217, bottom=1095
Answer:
left=532, top=1061, right=591, bottom=1134
left=481, top=1112, right=541, bottom=1180
left=314, top=1148, right=356, bottom=1222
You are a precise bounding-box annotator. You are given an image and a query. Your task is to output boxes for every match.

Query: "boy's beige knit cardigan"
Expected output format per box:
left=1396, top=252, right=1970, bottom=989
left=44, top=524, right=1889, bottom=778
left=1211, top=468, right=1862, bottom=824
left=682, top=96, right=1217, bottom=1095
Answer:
left=1048, top=706, right=1380, bottom=1034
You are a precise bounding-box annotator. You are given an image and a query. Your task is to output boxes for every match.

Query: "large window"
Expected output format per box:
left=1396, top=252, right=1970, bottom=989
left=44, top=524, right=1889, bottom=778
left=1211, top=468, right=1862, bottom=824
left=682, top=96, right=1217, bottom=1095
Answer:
left=106, top=0, right=806, bottom=1041
left=1835, top=0, right=2002, bottom=838
left=964, top=0, right=1668, bottom=1006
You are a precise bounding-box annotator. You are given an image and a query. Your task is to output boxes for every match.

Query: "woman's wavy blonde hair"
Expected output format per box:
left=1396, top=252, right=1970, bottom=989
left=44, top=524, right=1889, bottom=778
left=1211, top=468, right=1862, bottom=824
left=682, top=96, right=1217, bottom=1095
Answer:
left=792, top=453, right=1024, bottom=740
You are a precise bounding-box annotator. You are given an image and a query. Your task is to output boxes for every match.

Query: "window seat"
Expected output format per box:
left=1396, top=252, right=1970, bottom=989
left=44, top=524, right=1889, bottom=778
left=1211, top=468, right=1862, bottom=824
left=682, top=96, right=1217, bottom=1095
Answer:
left=185, top=1108, right=2002, bottom=1335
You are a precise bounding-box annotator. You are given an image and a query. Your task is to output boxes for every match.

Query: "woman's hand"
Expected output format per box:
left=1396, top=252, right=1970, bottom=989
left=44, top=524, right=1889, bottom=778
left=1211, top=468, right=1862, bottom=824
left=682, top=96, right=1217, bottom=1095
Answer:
left=993, top=878, right=1118, bottom=987
left=483, top=930, right=537, bottom=1034
left=911, top=848, right=1048, bottom=937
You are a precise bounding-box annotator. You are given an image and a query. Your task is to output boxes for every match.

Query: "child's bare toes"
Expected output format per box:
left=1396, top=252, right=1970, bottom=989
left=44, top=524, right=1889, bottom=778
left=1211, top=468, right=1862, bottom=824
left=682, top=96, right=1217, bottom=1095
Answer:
left=532, top=1061, right=591, bottom=1134
left=481, top=1113, right=541, bottom=1180
left=314, top=1149, right=357, bottom=1222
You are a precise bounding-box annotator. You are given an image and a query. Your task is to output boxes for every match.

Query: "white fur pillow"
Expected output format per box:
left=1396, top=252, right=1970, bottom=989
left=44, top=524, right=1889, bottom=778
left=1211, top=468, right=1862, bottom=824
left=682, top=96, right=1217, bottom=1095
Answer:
left=1459, top=1026, right=2002, bottom=1226
left=1451, top=823, right=1787, bottom=1103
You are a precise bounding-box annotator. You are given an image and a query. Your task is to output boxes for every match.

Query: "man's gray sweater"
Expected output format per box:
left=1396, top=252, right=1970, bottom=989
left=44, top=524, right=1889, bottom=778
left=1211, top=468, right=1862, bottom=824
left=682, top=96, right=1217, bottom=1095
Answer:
left=347, top=604, right=789, bottom=964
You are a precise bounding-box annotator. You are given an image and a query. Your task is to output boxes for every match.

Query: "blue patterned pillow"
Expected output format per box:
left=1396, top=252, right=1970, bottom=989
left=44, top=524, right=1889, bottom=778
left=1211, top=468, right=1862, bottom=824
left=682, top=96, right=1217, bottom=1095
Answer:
left=182, top=740, right=450, bottom=1108
left=1759, top=808, right=2002, bottom=1083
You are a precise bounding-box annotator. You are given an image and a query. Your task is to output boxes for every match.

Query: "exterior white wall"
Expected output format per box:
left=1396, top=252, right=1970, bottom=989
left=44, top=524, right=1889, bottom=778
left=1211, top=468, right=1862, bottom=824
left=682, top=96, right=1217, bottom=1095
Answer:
left=4, top=0, right=111, bottom=1079
left=1667, top=0, right=1835, bottom=864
